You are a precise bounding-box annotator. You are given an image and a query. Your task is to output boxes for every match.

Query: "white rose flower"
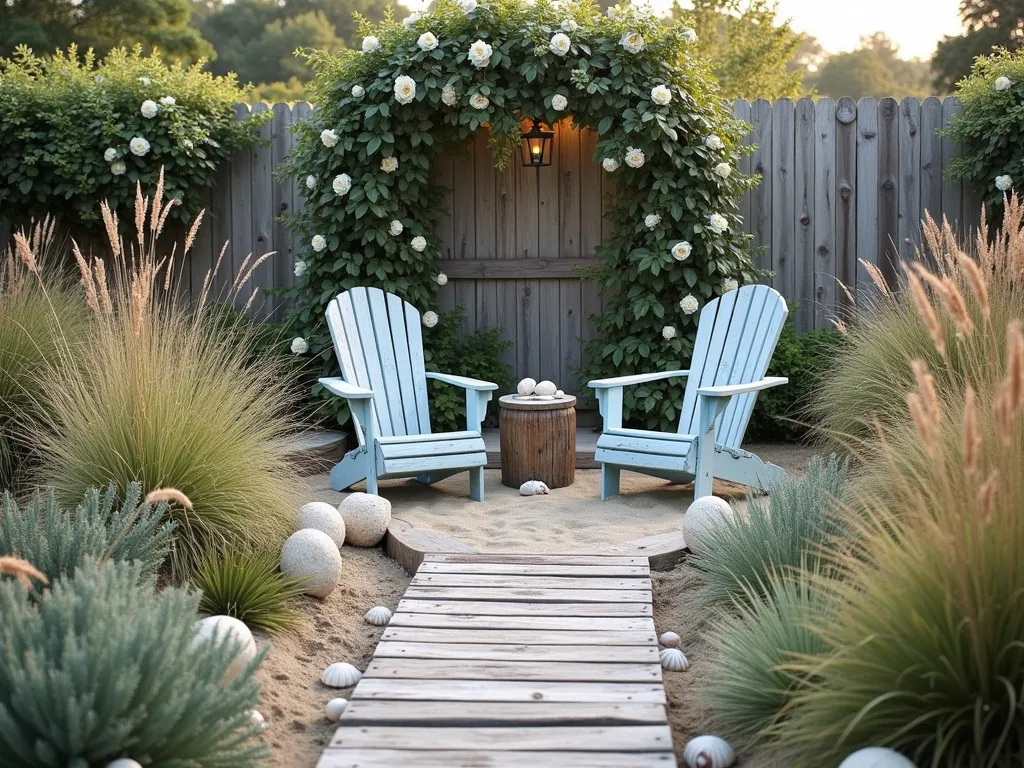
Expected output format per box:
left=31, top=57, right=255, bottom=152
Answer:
left=995, top=76, right=1012, bottom=91
left=389, top=219, right=404, bottom=236
left=403, top=11, right=421, bottom=28
left=104, top=147, right=118, bottom=162
left=411, top=235, right=428, bottom=252
left=94, top=74, right=105, bottom=83
left=722, top=278, right=739, bottom=292
left=394, top=75, right=417, bottom=105
left=333, top=173, right=352, bottom=196
left=182, top=139, right=194, bottom=150
left=140, top=100, right=159, bottom=119
left=551, top=94, right=568, bottom=111
left=362, top=36, right=380, bottom=53
left=311, top=235, right=327, bottom=252
left=470, top=93, right=489, bottom=110
left=159, top=96, right=176, bottom=106
left=715, top=162, right=732, bottom=179
left=679, top=295, right=699, bottom=315
left=671, top=241, right=692, bottom=261
left=651, top=85, right=671, bottom=106
left=418, top=32, right=439, bottom=51
left=306, top=175, right=317, bottom=189
left=110, top=160, right=127, bottom=176
left=561, top=19, right=579, bottom=32
left=468, top=40, right=493, bottom=68
left=624, top=147, right=645, bottom=168
left=662, top=325, right=677, bottom=340
left=129, top=136, right=150, bottom=156
left=321, top=129, right=338, bottom=147
left=294, top=260, right=307, bottom=277
left=381, top=156, right=399, bottom=173
left=708, top=213, right=729, bottom=234
left=291, top=337, right=309, bottom=355
left=138, top=76, right=151, bottom=85
left=422, top=310, right=439, bottom=328
left=435, top=272, right=448, bottom=285
left=645, top=213, right=661, bottom=229
left=705, top=134, right=725, bottom=150
left=619, top=31, right=646, bottom=54
left=602, top=157, right=620, bottom=172
left=682, top=28, right=698, bottom=44
left=995, top=174, right=1014, bottom=191
left=459, top=0, right=478, bottom=13
left=351, top=84, right=365, bottom=98
left=442, top=84, right=458, bottom=106
left=550, top=33, right=572, bottom=57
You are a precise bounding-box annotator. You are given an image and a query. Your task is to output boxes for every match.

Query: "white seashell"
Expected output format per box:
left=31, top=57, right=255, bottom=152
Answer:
left=517, top=377, right=537, bottom=395
left=325, top=697, right=349, bottom=722
left=682, top=735, right=736, bottom=768
left=191, top=615, right=257, bottom=684
left=248, top=709, right=268, bottom=732
left=838, top=747, right=917, bottom=768
left=106, top=761, right=143, bottom=768
left=683, top=496, right=734, bottom=556
left=364, top=606, right=393, bottom=626
left=534, top=380, right=557, bottom=396
left=321, top=661, right=362, bottom=688
left=555, top=389, right=564, bottom=397
left=660, top=647, right=689, bottom=671
left=659, top=631, right=681, bottom=648
left=519, top=480, right=550, bottom=496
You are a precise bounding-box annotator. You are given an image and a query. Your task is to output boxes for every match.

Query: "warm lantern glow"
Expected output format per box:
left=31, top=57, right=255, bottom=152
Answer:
left=520, top=119, right=554, bottom=169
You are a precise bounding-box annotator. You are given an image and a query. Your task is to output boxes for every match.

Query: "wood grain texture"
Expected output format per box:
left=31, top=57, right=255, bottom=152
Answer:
left=317, top=749, right=676, bottom=767
left=499, top=399, right=576, bottom=488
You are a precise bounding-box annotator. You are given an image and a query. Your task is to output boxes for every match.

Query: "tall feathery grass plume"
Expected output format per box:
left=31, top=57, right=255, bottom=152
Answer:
left=29, top=169, right=301, bottom=579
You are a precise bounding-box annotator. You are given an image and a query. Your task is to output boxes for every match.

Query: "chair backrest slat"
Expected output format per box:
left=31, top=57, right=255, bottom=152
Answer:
left=385, top=292, right=424, bottom=435
left=404, top=301, right=432, bottom=433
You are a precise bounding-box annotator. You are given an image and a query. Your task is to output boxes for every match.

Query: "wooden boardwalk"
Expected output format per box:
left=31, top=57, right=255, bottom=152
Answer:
left=316, top=552, right=676, bottom=767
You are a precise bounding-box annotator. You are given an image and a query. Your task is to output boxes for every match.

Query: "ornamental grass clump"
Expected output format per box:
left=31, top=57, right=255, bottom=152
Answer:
left=27, top=171, right=301, bottom=579
left=0, top=559, right=267, bottom=766
left=198, top=548, right=305, bottom=634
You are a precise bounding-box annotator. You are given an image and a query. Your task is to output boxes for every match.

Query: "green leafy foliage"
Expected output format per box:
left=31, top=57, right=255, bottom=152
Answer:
left=198, top=548, right=305, bottom=634
left=0, top=560, right=267, bottom=766
left=0, top=45, right=264, bottom=230
left=281, top=0, right=758, bottom=433
left=933, top=0, right=1024, bottom=91
left=0, top=483, right=174, bottom=589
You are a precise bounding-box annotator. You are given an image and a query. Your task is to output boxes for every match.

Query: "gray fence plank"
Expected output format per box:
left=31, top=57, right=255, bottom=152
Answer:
left=770, top=98, right=795, bottom=301
left=813, top=98, right=837, bottom=330
left=748, top=99, right=773, bottom=274
left=793, top=97, right=816, bottom=331
left=877, top=97, right=900, bottom=287
left=919, top=96, right=944, bottom=237
left=898, top=97, right=922, bottom=268
left=940, top=97, right=964, bottom=230
left=835, top=96, right=857, bottom=317
left=855, top=97, right=879, bottom=300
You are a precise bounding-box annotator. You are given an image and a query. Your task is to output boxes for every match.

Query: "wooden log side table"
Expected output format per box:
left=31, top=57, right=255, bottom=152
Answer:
left=498, top=394, right=577, bottom=489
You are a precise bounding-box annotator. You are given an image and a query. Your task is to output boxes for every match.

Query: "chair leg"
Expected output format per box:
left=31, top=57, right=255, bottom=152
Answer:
left=601, top=465, right=621, bottom=500
left=469, top=466, right=485, bottom=502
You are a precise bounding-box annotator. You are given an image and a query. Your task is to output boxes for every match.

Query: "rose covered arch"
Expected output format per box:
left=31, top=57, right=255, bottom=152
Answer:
left=283, top=0, right=759, bottom=432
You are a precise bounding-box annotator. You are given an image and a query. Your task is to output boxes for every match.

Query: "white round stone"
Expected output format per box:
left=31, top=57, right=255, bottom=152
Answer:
left=297, top=501, right=346, bottom=548
left=325, top=697, right=349, bottom=722
left=682, top=495, right=734, bottom=555
left=281, top=528, right=343, bottom=598
left=838, top=748, right=917, bottom=768
left=338, top=492, right=392, bottom=547
left=190, top=615, right=257, bottom=684
left=106, top=761, right=144, bottom=768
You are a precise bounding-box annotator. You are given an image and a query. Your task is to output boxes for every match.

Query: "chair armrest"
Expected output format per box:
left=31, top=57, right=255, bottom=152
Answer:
left=696, top=377, right=788, bottom=398
left=318, top=377, right=375, bottom=400
left=426, top=371, right=498, bottom=391
left=588, top=370, right=690, bottom=389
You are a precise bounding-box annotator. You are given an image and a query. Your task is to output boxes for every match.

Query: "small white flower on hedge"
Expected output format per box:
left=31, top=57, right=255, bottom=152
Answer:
left=111, top=160, right=127, bottom=176
left=442, top=84, right=458, bottom=106
left=321, top=129, right=338, bottom=147
left=459, top=0, right=478, bottom=12
left=561, top=19, right=579, bottom=32
left=129, top=136, right=150, bottom=156
left=435, top=272, right=448, bottom=285
left=996, top=174, right=1013, bottom=191
left=362, top=36, right=380, bottom=53
left=679, top=295, right=699, bottom=315
left=159, top=96, right=176, bottom=106
left=291, top=337, right=309, bottom=354
left=394, top=75, right=417, bottom=104
left=662, top=325, right=677, bottom=340
left=708, top=213, right=729, bottom=234
left=389, top=219, right=404, bottom=236
left=138, top=76, right=151, bottom=85
left=468, top=40, right=493, bottom=68
left=381, top=157, right=399, bottom=173
left=705, top=135, right=725, bottom=151
left=411, top=235, right=428, bottom=252
left=645, top=213, right=661, bottom=229
left=682, top=28, right=698, bottom=44
left=995, top=76, right=1012, bottom=91
left=602, top=157, right=620, bottom=172
left=624, top=147, right=645, bottom=168
left=351, top=84, right=365, bottom=98
left=550, top=33, right=571, bottom=56
left=671, top=241, right=692, bottom=261
left=418, top=32, right=439, bottom=51
left=94, top=74, right=105, bottom=83
left=182, top=139, right=194, bottom=150
left=651, top=85, right=671, bottom=105
left=311, top=234, right=327, bottom=252
left=722, top=278, right=739, bottom=292
left=619, top=31, right=646, bottom=54
left=333, top=173, right=352, bottom=195
left=294, top=260, right=307, bottom=277
left=141, top=100, right=159, bottom=119
left=403, top=11, right=421, bottom=27
left=306, top=174, right=317, bottom=189
left=715, top=162, right=732, bottom=178
left=470, top=93, right=489, bottom=110
left=552, top=94, right=568, bottom=111
left=422, top=310, right=439, bottom=328
left=104, top=148, right=118, bottom=162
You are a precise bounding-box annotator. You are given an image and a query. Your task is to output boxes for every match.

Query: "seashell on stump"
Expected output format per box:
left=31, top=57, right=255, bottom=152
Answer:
left=519, top=480, right=550, bottom=496
left=325, top=697, right=349, bottom=722
left=364, top=606, right=393, bottom=626
left=281, top=528, right=342, bottom=598
left=660, top=647, right=689, bottom=671
left=321, top=662, right=362, bottom=688
left=338, top=492, right=392, bottom=547
left=190, top=615, right=257, bottom=684
left=248, top=709, right=268, bottom=732
left=683, top=496, right=734, bottom=556
left=682, top=735, right=736, bottom=768
left=106, top=761, right=143, bottom=768
left=296, top=501, right=346, bottom=548
left=534, top=380, right=557, bottom=396
left=659, top=631, right=681, bottom=648
left=838, top=747, right=917, bottom=768
left=517, top=377, right=537, bottom=396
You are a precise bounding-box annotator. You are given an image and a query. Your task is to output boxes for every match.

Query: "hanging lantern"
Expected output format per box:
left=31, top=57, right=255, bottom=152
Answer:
left=520, top=119, right=554, bottom=168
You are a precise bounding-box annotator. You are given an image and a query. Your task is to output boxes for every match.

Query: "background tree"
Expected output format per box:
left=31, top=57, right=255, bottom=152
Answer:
left=809, top=33, right=934, bottom=99
left=933, top=0, right=1024, bottom=90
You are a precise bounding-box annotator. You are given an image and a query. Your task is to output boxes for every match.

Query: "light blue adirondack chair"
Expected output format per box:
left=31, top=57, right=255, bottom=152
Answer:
left=319, top=286, right=498, bottom=501
left=589, top=284, right=789, bottom=501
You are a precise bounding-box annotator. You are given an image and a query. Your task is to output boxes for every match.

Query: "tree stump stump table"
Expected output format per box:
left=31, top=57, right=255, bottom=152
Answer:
left=498, top=394, right=576, bottom=489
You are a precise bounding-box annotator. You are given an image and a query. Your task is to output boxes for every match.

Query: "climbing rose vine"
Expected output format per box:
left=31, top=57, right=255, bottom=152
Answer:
left=283, top=0, right=758, bottom=432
